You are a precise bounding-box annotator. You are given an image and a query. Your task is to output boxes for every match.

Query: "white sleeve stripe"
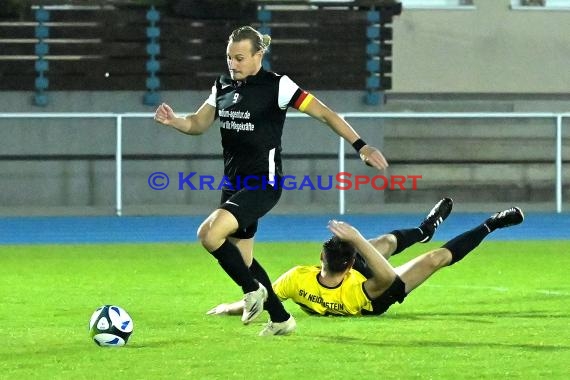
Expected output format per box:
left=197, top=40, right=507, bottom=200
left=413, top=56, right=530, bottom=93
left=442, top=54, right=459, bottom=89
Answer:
left=206, top=84, right=217, bottom=107
left=268, top=148, right=276, bottom=186
left=278, top=75, right=300, bottom=110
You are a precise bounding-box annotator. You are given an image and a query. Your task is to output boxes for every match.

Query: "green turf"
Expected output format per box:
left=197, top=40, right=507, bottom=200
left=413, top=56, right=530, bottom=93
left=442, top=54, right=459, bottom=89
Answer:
left=1, top=241, right=569, bottom=379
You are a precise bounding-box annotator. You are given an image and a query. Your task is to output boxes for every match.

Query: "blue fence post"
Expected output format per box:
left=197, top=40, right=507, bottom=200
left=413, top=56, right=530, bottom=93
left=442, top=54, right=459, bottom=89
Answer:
left=143, top=6, right=161, bottom=106
left=33, top=6, right=50, bottom=106
left=363, top=3, right=401, bottom=105
left=364, top=9, right=381, bottom=106
left=257, top=6, right=272, bottom=70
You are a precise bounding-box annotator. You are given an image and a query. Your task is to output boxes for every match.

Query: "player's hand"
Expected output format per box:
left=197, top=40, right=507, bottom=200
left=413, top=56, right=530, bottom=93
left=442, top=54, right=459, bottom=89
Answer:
left=206, top=304, right=231, bottom=316
left=154, top=102, right=177, bottom=126
left=359, top=145, right=388, bottom=170
left=327, top=220, right=364, bottom=244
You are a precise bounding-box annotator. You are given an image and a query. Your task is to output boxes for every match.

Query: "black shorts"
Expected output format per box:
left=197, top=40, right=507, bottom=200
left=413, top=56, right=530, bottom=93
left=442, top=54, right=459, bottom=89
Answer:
left=361, top=275, right=407, bottom=316
left=219, top=178, right=282, bottom=239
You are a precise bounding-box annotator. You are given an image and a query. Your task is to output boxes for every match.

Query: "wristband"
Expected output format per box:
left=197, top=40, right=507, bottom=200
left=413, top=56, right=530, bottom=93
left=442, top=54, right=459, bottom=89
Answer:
left=352, top=138, right=367, bottom=152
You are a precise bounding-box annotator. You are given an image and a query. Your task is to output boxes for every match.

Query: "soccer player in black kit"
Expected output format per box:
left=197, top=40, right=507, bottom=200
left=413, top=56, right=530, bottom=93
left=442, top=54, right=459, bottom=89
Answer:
left=154, top=26, right=388, bottom=336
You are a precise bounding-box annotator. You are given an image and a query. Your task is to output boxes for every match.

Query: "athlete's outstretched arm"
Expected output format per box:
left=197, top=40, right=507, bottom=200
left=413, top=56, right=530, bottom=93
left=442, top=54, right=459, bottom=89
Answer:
left=207, top=268, right=294, bottom=316
left=154, top=102, right=216, bottom=135
left=328, top=220, right=396, bottom=299
left=206, top=300, right=244, bottom=316
left=301, top=98, right=388, bottom=170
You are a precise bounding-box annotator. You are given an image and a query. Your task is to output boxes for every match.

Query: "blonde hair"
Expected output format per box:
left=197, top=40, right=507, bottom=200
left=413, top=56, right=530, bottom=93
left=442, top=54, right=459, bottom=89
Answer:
left=228, top=26, right=271, bottom=54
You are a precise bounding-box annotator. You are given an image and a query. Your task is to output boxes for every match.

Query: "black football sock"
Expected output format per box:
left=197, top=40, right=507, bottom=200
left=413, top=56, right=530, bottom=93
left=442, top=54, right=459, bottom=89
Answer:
left=442, top=225, right=490, bottom=265
left=249, top=259, right=290, bottom=323
left=210, top=240, right=259, bottom=293
left=389, top=228, right=425, bottom=256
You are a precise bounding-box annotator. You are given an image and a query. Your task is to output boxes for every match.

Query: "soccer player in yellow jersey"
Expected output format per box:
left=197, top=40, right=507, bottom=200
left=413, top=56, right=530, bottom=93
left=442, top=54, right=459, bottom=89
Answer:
left=207, top=199, right=524, bottom=323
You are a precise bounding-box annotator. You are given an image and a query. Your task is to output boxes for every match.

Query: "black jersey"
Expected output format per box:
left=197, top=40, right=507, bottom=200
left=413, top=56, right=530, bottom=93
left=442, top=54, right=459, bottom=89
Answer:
left=205, top=68, right=311, bottom=183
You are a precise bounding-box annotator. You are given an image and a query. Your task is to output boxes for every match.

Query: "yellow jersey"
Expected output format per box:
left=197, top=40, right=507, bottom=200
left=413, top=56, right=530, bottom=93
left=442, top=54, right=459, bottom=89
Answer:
left=273, top=265, right=373, bottom=316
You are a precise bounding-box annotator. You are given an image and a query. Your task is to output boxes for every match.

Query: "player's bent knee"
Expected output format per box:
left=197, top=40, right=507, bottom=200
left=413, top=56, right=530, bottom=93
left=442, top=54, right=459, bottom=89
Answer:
left=383, top=234, right=398, bottom=252
left=196, top=223, right=222, bottom=251
left=196, top=221, right=209, bottom=242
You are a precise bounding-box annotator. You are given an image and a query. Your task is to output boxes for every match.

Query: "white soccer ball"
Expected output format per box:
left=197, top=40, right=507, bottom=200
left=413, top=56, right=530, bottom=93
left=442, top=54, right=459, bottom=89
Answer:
left=89, top=305, right=134, bottom=347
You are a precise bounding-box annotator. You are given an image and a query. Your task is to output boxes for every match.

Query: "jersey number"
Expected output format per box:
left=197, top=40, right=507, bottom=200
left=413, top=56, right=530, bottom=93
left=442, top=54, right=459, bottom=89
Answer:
left=232, top=93, right=239, bottom=103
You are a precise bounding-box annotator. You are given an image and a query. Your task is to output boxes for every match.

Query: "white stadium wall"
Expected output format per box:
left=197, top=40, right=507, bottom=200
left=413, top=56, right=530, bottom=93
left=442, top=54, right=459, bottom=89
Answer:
left=393, top=0, right=570, bottom=93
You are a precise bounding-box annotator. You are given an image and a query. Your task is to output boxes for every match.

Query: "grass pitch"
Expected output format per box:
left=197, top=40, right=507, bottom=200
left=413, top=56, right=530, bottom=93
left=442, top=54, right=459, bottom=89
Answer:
left=1, top=241, right=568, bottom=379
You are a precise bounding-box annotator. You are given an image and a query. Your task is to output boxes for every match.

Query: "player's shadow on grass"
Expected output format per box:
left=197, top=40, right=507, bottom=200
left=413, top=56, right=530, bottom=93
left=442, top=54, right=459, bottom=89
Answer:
left=388, top=309, right=569, bottom=322
left=303, top=335, right=570, bottom=352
